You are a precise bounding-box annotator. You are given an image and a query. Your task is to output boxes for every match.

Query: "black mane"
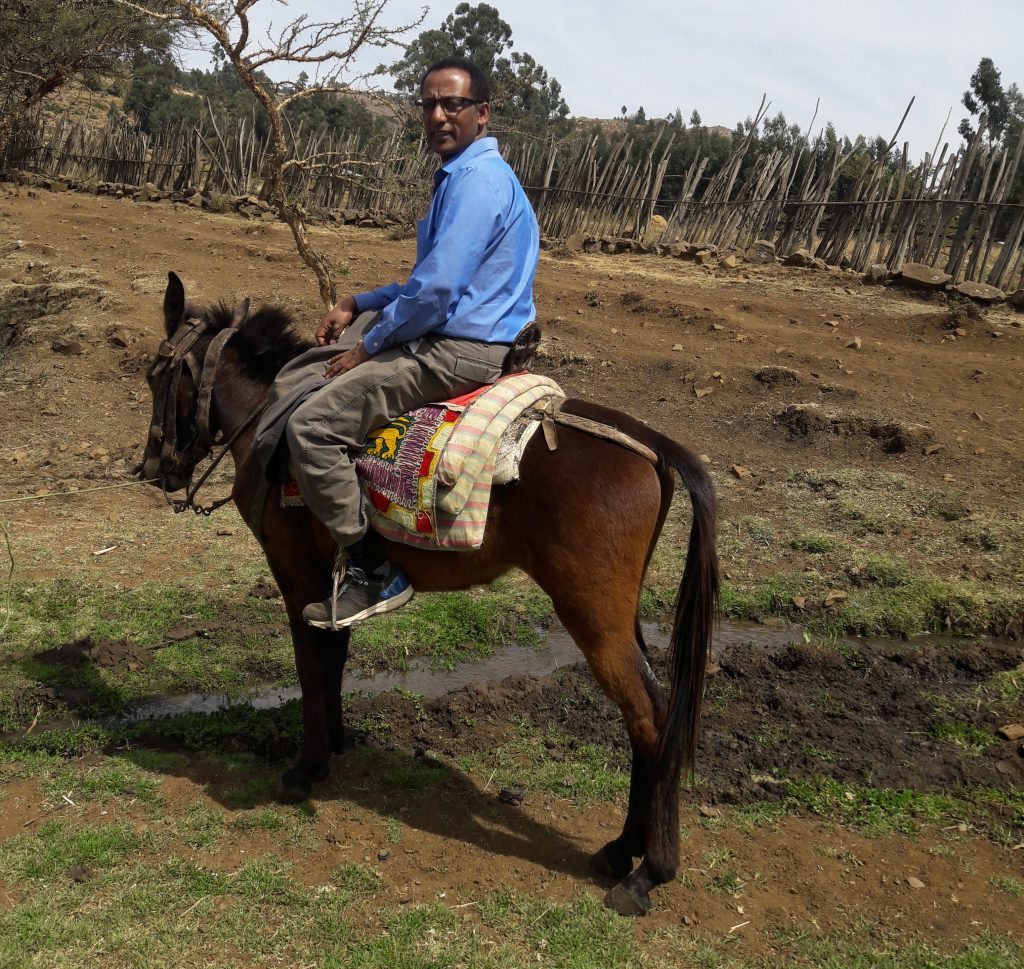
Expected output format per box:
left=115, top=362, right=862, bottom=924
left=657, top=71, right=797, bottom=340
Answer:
left=203, top=301, right=314, bottom=381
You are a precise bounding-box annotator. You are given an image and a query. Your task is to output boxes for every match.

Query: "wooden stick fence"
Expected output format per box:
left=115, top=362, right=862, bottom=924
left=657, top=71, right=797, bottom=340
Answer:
left=6, top=102, right=1024, bottom=293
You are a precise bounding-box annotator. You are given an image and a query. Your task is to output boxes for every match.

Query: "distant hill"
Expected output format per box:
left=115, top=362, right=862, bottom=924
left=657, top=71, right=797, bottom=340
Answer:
left=574, top=117, right=733, bottom=140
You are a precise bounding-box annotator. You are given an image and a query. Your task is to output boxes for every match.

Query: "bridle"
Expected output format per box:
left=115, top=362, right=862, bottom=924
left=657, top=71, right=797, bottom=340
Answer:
left=144, top=301, right=266, bottom=516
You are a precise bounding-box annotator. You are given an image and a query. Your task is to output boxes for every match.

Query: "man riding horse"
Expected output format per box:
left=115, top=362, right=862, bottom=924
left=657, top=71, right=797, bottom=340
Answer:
left=255, top=57, right=540, bottom=630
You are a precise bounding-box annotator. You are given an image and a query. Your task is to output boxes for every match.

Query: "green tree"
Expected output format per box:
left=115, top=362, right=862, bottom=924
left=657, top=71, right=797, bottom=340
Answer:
left=959, top=56, right=1009, bottom=142
left=123, top=48, right=203, bottom=133
left=386, top=3, right=570, bottom=134
left=0, top=0, right=175, bottom=170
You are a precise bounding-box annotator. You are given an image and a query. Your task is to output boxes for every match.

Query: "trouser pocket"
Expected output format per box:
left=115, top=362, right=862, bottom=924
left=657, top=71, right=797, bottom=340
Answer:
left=453, top=351, right=504, bottom=385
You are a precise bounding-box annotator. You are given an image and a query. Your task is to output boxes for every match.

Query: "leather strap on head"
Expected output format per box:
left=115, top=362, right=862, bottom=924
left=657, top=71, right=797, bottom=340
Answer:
left=147, top=318, right=209, bottom=464
left=195, top=300, right=249, bottom=446
left=195, top=327, right=236, bottom=446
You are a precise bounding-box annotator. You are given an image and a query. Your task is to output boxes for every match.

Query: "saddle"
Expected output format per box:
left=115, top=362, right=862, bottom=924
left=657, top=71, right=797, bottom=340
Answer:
left=281, top=324, right=562, bottom=549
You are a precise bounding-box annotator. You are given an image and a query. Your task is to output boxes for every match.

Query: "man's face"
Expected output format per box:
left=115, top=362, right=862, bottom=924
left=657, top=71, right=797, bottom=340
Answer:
left=421, top=68, right=490, bottom=161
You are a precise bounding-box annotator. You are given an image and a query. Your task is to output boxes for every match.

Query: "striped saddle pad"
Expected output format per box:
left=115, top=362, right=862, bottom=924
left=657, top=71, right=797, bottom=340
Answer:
left=352, top=372, right=563, bottom=549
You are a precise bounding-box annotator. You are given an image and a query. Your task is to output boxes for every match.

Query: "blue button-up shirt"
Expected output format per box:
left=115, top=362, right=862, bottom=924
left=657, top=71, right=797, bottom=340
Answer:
left=355, top=137, right=539, bottom=355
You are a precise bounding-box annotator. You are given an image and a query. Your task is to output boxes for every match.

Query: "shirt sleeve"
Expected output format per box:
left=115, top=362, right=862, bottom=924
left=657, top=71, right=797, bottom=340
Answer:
left=360, top=167, right=504, bottom=355
left=354, top=282, right=402, bottom=311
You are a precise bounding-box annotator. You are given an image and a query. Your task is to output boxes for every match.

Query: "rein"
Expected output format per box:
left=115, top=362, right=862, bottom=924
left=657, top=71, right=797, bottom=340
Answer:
left=168, top=403, right=266, bottom=517
left=147, top=302, right=266, bottom=517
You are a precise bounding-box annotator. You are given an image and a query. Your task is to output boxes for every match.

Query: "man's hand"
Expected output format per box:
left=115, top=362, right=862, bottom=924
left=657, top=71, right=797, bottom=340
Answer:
left=316, top=295, right=359, bottom=345
left=324, top=340, right=371, bottom=379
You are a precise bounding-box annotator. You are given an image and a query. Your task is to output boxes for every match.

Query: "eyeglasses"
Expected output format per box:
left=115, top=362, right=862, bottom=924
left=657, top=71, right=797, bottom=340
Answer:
left=414, top=96, right=484, bottom=115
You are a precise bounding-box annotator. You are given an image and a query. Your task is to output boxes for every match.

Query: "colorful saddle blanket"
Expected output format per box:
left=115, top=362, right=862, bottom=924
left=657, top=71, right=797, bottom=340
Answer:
left=354, top=373, right=563, bottom=549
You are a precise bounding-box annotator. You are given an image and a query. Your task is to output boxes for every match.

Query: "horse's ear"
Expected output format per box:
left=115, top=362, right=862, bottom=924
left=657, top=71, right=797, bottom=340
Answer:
left=229, top=297, right=251, bottom=328
left=164, top=272, right=186, bottom=334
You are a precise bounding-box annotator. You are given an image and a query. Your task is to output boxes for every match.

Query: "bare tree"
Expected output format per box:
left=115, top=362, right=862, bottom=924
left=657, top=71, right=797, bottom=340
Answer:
left=0, top=0, right=173, bottom=172
left=114, top=0, right=424, bottom=307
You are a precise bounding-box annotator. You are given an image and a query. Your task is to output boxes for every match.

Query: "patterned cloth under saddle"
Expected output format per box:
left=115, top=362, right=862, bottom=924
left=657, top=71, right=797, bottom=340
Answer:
left=284, top=373, right=563, bottom=549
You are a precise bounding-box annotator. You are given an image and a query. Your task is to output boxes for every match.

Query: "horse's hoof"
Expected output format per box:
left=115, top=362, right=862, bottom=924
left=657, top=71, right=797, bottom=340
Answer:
left=591, top=843, right=633, bottom=880
left=604, top=881, right=651, bottom=918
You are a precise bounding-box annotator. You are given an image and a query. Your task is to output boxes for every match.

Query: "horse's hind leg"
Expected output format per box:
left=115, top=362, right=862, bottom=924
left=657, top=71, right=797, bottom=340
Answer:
left=554, top=601, right=676, bottom=916
left=590, top=738, right=654, bottom=879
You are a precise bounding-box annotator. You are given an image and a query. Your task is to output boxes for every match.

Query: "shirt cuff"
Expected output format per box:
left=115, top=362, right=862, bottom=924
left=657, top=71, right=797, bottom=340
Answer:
left=362, top=323, right=386, bottom=355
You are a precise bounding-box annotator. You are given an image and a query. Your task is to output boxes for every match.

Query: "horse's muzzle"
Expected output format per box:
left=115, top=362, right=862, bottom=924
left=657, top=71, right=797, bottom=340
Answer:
left=141, top=453, right=188, bottom=493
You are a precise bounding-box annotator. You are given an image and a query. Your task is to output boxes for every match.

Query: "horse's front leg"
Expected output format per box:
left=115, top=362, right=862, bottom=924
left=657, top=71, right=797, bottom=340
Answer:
left=278, top=607, right=349, bottom=803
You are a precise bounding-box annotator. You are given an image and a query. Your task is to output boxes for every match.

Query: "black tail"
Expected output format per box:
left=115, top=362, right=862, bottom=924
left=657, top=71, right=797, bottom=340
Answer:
left=655, top=441, right=718, bottom=775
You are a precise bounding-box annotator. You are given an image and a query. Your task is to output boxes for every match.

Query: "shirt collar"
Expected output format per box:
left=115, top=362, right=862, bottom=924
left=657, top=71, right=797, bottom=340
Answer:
left=436, top=136, right=499, bottom=184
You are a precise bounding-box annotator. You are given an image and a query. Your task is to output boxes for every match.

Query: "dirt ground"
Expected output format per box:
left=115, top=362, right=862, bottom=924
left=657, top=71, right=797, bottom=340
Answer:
left=1, top=184, right=1023, bottom=962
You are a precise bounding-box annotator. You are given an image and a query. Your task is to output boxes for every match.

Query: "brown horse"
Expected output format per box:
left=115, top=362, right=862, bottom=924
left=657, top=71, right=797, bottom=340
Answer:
left=140, top=272, right=718, bottom=916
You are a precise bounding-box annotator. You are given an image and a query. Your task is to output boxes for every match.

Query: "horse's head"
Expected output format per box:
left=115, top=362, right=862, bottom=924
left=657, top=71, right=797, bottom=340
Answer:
left=139, top=272, right=249, bottom=494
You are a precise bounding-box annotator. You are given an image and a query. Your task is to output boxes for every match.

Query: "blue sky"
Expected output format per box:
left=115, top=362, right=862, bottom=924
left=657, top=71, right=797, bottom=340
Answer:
left=183, top=0, right=1024, bottom=159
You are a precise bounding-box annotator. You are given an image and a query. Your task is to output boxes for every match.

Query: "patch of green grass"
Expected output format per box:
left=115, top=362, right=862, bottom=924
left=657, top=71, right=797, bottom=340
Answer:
left=330, top=862, right=381, bottom=896
left=119, top=700, right=303, bottom=761
left=730, top=801, right=789, bottom=831
left=979, top=665, right=1024, bottom=706
left=786, top=777, right=963, bottom=836
left=751, top=726, right=789, bottom=748
left=966, top=787, right=1024, bottom=829
left=478, top=890, right=639, bottom=967
left=639, top=583, right=671, bottom=619
left=230, top=807, right=288, bottom=833
left=352, top=711, right=392, bottom=740
left=701, top=846, right=733, bottom=869
left=719, top=573, right=808, bottom=623
left=0, top=820, right=149, bottom=882
left=801, top=743, right=842, bottom=763
left=341, top=746, right=450, bottom=797
left=990, top=875, right=1022, bottom=898
left=349, top=575, right=553, bottom=674
left=853, top=555, right=912, bottom=588
left=740, top=515, right=775, bottom=545
left=766, top=932, right=1024, bottom=969
left=459, top=726, right=629, bottom=804
left=706, top=679, right=742, bottom=711
left=0, top=723, right=110, bottom=759
left=175, top=801, right=226, bottom=850
left=42, top=758, right=161, bottom=805
left=931, top=721, right=994, bottom=755
left=816, top=844, right=864, bottom=867
left=0, top=578, right=295, bottom=730
left=829, top=494, right=904, bottom=536
left=383, top=815, right=403, bottom=844
left=790, top=531, right=834, bottom=554
left=122, top=748, right=190, bottom=773
left=233, top=855, right=303, bottom=904
left=4, top=579, right=278, bottom=654
left=706, top=870, right=744, bottom=894
left=809, top=690, right=844, bottom=715
left=721, top=570, right=1024, bottom=638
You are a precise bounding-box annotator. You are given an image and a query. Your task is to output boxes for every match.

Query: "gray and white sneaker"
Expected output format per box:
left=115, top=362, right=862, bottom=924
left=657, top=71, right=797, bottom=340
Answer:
left=303, top=562, right=413, bottom=630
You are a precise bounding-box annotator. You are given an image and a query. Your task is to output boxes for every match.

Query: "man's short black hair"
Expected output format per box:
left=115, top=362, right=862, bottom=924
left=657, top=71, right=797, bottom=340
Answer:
left=420, top=57, right=490, bottom=103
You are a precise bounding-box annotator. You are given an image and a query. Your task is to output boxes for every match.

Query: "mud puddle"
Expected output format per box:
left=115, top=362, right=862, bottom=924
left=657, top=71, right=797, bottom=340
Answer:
left=121, top=620, right=1016, bottom=725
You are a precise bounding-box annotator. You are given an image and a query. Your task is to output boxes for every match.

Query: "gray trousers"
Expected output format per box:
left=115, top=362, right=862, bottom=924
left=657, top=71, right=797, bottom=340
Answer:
left=281, top=312, right=508, bottom=548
